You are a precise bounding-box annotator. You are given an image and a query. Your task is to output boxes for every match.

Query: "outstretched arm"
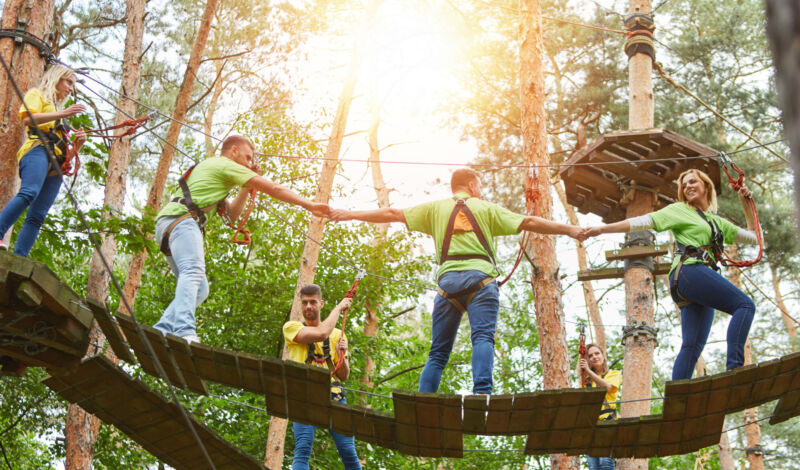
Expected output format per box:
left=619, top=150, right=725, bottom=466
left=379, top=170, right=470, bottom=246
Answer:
left=244, top=176, right=329, bottom=218
left=583, top=219, right=633, bottom=238
left=519, top=215, right=585, bottom=240
left=330, top=207, right=406, bottom=224
left=291, top=298, right=353, bottom=344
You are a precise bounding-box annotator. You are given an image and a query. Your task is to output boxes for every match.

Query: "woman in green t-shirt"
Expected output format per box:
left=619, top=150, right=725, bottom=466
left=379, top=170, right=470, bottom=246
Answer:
left=584, top=169, right=758, bottom=380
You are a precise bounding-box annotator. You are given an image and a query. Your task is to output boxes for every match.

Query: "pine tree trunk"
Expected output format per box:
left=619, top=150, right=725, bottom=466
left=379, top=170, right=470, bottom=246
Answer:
left=0, top=0, right=55, bottom=245
left=263, top=2, right=381, bottom=467
left=520, top=2, right=577, bottom=468
left=63, top=0, right=145, bottom=468
left=764, top=0, right=800, bottom=234
left=554, top=178, right=605, bottom=352
left=770, top=264, right=798, bottom=350
left=119, top=0, right=218, bottom=315
left=725, top=245, right=765, bottom=470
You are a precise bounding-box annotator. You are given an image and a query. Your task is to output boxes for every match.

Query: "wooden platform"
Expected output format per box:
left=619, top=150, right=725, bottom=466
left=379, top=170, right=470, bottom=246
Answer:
left=0, top=251, right=91, bottom=376
left=559, top=128, right=720, bottom=223
left=43, top=355, right=265, bottom=470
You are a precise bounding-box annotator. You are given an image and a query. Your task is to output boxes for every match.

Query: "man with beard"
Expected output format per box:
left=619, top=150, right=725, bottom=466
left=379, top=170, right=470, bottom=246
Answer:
left=283, top=284, right=361, bottom=470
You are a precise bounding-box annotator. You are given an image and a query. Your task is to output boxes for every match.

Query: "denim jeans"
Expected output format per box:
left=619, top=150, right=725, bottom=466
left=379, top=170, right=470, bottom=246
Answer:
left=418, top=270, right=499, bottom=394
left=292, top=395, right=361, bottom=470
left=669, top=263, right=756, bottom=380
left=586, top=456, right=615, bottom=470
left=153, top=216, right=209, bottom=337
left=0, top=145, right=62, bottom=257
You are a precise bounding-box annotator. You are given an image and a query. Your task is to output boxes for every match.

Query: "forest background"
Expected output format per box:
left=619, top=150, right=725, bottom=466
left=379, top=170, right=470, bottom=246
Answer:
left=0, top=0, right=798, bottom=469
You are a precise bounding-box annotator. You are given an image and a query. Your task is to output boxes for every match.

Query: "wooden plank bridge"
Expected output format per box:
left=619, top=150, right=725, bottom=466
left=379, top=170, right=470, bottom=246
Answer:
left=1, top=251, right=799, bottom=467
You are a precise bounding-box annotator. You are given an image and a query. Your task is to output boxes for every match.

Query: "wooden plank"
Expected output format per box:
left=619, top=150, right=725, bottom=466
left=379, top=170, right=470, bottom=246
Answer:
left=86, top=298, right=135, bottom=364
left=329, top=400, right=356, bottom=436
left=261, top=357, right=287, bottom=418
left=164, top=335, right=208, bottom=395
left=462, top=395, right=487, bottom=433
left=577, top=262, right=671, bottom=281
left=15, top=280, right=42, bottom=307
left=727, top=364, right=758, bottom=410
left=236, top=352, right=265, bottom=395
left=605, top=245, right=668, bottom=261
left=706, top=371, right=734, bottom=414
left=484, top=394, right=513, bottom=434
left=207, top=347, right=242, bottom=388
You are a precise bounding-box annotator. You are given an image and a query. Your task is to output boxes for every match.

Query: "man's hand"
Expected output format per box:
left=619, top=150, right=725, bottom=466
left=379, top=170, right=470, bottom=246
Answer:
left=337, top=336, right=348, bottom=353
left=329, top=209, right=354, bottom=222
left=582, top=226, right=603, bottom=239
left=308, top=202, right=331, bottom=218
left=336, top=297, right=353, bottom=311
left=567, top=225, right=588, bottom=241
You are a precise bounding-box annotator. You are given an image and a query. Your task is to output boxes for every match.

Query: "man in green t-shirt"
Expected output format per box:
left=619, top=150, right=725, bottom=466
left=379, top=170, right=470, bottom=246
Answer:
left=331, top=169, right=584, bottom=394
left=154, top=135, right=330, bottom=342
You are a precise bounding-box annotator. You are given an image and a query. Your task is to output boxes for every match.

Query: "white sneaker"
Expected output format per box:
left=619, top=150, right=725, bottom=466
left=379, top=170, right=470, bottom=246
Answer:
left=0, top=241, right=7, bottom=251
left=182, top=334, right=201, bottom=344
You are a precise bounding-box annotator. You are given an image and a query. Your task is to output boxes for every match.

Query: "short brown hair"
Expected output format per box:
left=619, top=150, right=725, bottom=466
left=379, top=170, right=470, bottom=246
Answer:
left=220, top=135, right=254, bottom=155
left=299, top=284, right=322, bottom=298
left=450, top=168, right=480, bottom=192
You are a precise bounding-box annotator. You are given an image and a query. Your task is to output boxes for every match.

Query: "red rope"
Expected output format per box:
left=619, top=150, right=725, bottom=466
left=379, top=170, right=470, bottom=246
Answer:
left=332, top=271, right=366, bottom=376
left=498, top=170, right=539, bottom=286
left=578, top=326, right=588, bottom=387
left=717, top=160, right=763, bottom=267
left=224, top=189, right=257, bottom=245
left=84, top=116, right=151, bottom=139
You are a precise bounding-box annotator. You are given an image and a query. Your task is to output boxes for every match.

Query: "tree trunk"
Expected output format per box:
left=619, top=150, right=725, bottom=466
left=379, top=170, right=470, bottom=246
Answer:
left=0, top=0, right=55, bottom=245
left=204, top=47, right=224, bottom=156
left=553, top=177, right=605, bottom=351
left=725, top=245, right=764, bottom=470
left=63, top=0, right=145, bottom=468
left=618, top=2, right=656, bottom=470
left=520, top=2, right=577, bottom=469
left=764, top=0, right=800, bottom=235
left=770, top=264, right=798, bottom=350
left=263, top=2, right=381, bottom=467
left=119, top=0, right=218, bottom=315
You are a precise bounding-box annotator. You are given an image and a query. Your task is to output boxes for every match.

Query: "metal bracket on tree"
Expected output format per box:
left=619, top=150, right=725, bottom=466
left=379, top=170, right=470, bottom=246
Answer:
left=621, top=321, right=658, bottom=344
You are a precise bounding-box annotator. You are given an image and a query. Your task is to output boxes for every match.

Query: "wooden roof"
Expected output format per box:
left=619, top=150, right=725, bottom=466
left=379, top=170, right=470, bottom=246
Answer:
left=559, top=129, right=721, bottom=223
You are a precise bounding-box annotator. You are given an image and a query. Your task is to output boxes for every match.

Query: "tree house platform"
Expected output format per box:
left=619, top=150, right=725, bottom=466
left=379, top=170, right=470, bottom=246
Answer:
left=559, top=129, right=721, bottom=223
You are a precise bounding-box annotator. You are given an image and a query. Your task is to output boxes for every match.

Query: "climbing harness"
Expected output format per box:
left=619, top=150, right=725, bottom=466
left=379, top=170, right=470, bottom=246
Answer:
left=578, top=323, right=589, bottom=388
left=331, top=269, right=367, bottom=377
left=26, top=119, right=74, bottom=175
left=669, top=154, right=763, bottom=306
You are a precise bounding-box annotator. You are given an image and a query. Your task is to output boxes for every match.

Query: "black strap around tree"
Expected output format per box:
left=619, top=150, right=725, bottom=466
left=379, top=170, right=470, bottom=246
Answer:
left=440, top=199, right=497, bottom=271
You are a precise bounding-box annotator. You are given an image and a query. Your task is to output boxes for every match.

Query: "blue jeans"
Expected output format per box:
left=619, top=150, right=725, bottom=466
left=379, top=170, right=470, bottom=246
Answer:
left=586, top=456, right=615, bottom=469
left=418, top=270, right=499, bottom=394
left=292, top=395, right=361, bottom=470
left=669, top=263, right=756, bottom=380
left=0, top=145, right=62, bottom=257
left=153, top=216, right=209, bottom=337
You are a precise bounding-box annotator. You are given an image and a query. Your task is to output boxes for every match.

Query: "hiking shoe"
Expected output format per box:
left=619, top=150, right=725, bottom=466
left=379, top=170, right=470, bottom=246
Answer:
left=182, top=334, right=201, bottom=344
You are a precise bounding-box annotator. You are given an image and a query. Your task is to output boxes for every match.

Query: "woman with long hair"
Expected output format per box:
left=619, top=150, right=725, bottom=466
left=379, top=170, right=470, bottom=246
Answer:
left=578, top=343, right=620, bottom=469
left=584, top=169, right=758, bottom=380
left=0, top=65, right=86, bottom=256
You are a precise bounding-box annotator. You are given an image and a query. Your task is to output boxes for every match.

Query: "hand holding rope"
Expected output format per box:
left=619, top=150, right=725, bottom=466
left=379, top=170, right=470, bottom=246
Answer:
left=332, top=269, right=367, bottom=376
left=578, top=323, right=589, bottom=387
left=83, top=115, right=151, bottom=139
left=224, top=189, right=258, bottom=245
left=717, top=152, right=764, bottom=268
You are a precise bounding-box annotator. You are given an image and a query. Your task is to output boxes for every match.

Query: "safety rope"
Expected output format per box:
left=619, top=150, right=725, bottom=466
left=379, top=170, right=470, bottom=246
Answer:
left=332, top=270, right=367, bottom=376
left=715, top=153, right=764, bottom=268
left=221, top=188, right=257, bottom=245
left=83, top=115, right=151, bottom=139
left=578, top=323, right=589, bottom=387
left=497, top=166, right=539, bottom=286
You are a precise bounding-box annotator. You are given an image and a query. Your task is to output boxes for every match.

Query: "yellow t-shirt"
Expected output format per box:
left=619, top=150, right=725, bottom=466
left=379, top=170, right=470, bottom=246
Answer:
left=17, top=88, right=62, bottom=161
left=582, top=369, right=621, bottom=420
left=283, top=321, right=345, bottom=394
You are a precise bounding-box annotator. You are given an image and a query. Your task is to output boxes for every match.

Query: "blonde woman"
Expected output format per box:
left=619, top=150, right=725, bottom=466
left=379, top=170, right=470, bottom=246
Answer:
left=578, top=344, right=620, bottom=469
left=584, top=169, right=758, bottom=380
left=0, top=65, right=86, bottom=256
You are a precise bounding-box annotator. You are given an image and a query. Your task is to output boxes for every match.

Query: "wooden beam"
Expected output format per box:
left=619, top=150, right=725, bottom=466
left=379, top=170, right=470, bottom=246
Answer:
left=605, top=245, right=669, bottom=261
left=577, top=262, right=672, bottom=281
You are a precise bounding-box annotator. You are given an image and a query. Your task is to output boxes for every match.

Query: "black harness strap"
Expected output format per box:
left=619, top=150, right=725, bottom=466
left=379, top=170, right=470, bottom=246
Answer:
left=301, top=322, right=344, bottom=399
left=669, top=209, right=725, bottom=306
left=27, top=120, right=69, bottom=168
left=440, top=198, right=497, bottom=268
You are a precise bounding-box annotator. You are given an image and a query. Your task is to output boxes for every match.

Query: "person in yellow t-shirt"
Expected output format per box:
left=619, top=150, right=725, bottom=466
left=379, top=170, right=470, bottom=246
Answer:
left=0, top=64, right=86, bottom=256
left=283, top=284, right=361, bottom=470
left=578, top=343, right=620, bottom=470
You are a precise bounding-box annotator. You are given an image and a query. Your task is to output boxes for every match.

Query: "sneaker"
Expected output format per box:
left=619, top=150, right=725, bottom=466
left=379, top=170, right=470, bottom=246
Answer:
left=0, top=241, right=6, bottom=251
left=182, top=334, right=201, bottom=344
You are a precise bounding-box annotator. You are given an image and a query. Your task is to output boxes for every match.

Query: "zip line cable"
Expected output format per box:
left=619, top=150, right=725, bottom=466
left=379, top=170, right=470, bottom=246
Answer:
left=56, top=59, right=790, bottom=171
left=0, top=57, right=217, bottom=470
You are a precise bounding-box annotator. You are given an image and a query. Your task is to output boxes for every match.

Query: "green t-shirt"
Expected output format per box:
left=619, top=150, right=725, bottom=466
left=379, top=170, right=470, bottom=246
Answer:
left=403, top=192, right=525, bottom=278
left=649, top=202, right=739, bottom=272
left=157, top=156, right=257, bottom=219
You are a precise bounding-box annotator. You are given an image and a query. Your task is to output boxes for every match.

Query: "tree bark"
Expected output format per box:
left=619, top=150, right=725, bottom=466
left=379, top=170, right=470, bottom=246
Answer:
left=764, top=0, right=800, bottom=235
left=520, top=2, right=577, bottom=468
left=725, top=245, right=764, bottom=470
left=263, top=2, right=381, bottom=467
left=63, top=0, right=145, bottom=468
left=770, top=264, right=798, bottom=350
left=0, top=0, right=55, bottom=245
left=554, top=177, right=605, bottom=352
left=119, top=0, right=218, bottom=315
